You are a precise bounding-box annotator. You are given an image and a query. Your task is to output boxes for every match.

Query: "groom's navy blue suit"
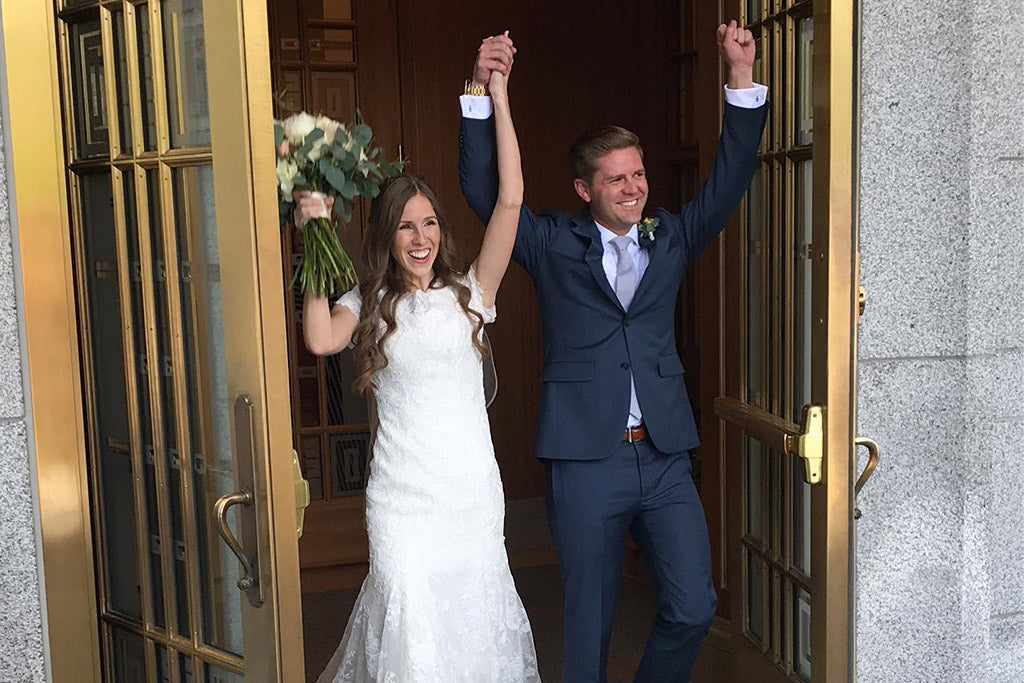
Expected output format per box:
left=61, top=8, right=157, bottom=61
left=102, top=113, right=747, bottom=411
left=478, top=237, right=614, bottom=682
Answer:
left=460, top=101, right=767, bottom=682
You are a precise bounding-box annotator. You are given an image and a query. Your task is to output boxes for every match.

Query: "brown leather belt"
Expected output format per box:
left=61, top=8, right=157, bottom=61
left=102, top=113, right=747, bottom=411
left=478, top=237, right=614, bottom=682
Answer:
left=622, top=424, right=648, bottom=443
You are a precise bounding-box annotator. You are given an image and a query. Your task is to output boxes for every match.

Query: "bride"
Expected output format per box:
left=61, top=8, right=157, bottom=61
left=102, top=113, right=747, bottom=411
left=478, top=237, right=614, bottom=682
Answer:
left=299, top=44, right=539, bottom=683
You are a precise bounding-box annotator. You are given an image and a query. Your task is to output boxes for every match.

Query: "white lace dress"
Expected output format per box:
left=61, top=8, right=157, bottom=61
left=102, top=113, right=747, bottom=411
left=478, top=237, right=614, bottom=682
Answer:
left=316, top=269, right=540, bottom=683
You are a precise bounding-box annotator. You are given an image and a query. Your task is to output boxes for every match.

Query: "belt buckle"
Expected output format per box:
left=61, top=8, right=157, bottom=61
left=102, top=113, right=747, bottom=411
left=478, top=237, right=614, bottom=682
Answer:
left=626, top=426, right=635, bottom=443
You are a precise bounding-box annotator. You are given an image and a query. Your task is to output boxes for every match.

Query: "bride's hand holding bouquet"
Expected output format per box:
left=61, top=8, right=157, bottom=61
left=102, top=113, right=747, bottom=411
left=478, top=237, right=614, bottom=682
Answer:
left=275, top=112, right=404, bottom=296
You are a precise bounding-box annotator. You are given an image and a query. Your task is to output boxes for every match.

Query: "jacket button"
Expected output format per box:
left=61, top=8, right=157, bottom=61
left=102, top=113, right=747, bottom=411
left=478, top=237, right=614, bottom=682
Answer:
left=620, top=362, right=630, bottom=370
left=623, top=318, right=631, bottom=327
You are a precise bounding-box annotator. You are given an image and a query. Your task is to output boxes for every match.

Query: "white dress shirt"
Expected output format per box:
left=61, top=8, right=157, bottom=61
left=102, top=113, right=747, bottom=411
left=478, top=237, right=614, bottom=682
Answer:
left=459, top=82, right=768, bottom=430
left=460, top=82, right=768, bottom=119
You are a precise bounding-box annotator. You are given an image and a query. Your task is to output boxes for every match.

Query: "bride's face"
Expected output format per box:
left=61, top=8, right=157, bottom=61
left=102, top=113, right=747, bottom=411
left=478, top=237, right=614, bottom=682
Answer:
left=391, top=193, right=441, bottom=287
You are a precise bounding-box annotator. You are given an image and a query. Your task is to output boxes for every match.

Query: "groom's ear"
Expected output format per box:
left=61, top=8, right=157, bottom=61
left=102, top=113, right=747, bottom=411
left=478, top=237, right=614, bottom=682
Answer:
left=573, top=178, right=592, bottom=203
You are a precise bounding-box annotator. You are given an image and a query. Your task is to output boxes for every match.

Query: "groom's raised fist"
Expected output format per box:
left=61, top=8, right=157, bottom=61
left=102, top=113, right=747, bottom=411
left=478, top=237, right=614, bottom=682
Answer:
left=717, top=20, right=755, bottom=89
left=472, top=32, right=516, bottom=89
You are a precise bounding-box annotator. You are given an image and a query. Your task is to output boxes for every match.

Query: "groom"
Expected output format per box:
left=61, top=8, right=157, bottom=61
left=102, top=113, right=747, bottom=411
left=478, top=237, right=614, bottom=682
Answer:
left=459, top=23, right=768, bottom=682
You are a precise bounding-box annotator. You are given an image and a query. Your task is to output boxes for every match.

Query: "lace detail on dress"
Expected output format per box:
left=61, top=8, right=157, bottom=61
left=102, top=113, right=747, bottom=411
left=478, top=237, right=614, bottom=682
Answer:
left=316, top=274, right=537, bottom=683
left=465, top=266, right=496, bottom=324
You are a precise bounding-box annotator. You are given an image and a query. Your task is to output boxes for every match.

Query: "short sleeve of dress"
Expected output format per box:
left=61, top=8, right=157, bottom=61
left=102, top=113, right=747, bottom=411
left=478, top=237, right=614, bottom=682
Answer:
left=466, top=266, right=497, bottom=324
left=335, top=285, right=361, bottom=318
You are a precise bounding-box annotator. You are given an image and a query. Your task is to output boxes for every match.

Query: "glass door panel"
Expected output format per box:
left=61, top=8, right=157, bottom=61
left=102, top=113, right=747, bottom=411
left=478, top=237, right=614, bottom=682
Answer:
left=720, top=0, right=856, bottom=680
left=59, top=0, right=301, bottom=680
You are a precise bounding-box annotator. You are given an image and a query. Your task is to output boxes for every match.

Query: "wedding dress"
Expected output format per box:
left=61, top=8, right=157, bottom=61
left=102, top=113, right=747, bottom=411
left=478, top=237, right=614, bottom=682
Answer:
left=316, top=268, right=540, bottom=683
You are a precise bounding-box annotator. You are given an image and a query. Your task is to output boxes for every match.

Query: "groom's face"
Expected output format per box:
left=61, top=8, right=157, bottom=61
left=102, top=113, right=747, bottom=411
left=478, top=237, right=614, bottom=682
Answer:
left=574, top=146, right=648, bottom=234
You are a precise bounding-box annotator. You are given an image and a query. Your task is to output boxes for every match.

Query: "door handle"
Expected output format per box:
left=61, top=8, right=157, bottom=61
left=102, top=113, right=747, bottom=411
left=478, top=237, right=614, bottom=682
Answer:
left=796, top=405, right=824, bottom=485
left=291, top=449, right=310, bottom=537
left=853, top=436, right=880, bottom=519
left=712, top=398, right=823, bottom=485
left=214, top=490, right=259, bottom=591
left=208, top=395, right=267, bottom=607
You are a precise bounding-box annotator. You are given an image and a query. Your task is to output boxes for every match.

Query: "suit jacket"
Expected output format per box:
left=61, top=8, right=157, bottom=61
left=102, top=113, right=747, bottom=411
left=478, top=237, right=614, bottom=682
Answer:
left=459, top=102, right=768, bottom=460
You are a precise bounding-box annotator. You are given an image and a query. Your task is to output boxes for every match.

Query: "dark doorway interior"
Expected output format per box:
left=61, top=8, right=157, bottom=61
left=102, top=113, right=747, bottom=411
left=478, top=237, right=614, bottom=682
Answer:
left=268, top=0, right=731, bottom=680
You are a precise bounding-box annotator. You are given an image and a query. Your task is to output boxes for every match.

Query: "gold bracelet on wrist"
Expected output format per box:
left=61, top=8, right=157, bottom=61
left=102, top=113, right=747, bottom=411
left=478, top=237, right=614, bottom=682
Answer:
left=464, top=79, right=487, bottom=97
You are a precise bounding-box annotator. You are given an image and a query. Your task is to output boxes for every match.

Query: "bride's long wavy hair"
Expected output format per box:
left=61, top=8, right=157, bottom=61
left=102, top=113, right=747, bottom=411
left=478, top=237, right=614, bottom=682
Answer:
left=352, top=174, right=487, bottom=393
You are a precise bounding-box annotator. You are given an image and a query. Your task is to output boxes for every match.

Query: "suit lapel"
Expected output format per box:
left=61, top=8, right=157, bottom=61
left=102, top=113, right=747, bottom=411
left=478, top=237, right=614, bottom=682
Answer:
left=571, top=211, right=624, bottom=312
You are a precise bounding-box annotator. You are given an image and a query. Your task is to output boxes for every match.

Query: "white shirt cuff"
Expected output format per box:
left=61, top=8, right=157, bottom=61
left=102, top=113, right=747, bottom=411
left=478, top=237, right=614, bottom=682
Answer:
left=723, top=82, right=768, bottom=108
left=460, top=94, right=493, bottom=119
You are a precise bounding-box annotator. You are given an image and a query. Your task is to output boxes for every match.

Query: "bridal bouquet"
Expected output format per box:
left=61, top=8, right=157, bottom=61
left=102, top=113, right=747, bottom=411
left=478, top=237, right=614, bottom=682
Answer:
left=275, top=111, right=404, bottom=296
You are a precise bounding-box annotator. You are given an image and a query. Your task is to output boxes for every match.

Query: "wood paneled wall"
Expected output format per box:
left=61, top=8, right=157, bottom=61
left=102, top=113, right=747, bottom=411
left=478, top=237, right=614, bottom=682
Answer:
left=395, top=0, right=682, bottom=499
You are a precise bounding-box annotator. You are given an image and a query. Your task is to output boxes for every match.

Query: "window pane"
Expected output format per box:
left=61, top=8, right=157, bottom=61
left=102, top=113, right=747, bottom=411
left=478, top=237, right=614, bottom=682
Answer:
left=79, top=173, right=141, bottom=620
left=795, top=17, right=814, bottom=146
left=794, top=585, right=811, bottom=680
left=746, top=550, right=766, bottom=642
left=746, top=436, right=763, bottom=541
left=171, top=166, right=242, bottom=656
left=121, top=169, right=167, bottom=629
left=793, top=160, right=813, bottom=417
left=146, top=169, right=190, bottom=636
left=136, top=6, right=158, bottom=149
left=745, top=164, right=766, bottom=405
left=109, top=626, right=147, bottom=681
left=204, top=662, right=243, bottom=683
left=112, top=10, right=132, bottom=153
left=69, top=18, right=108, bottom=159
left=162, top=0, right=211, bottom=148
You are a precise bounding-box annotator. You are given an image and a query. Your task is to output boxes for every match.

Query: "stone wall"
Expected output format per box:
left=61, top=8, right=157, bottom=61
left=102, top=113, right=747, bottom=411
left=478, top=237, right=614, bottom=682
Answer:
left=856, top=0, right=1024, bottom=680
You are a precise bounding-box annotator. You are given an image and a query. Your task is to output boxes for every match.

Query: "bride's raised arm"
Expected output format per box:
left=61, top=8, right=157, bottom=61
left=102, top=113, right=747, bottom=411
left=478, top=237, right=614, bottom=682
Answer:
left=472, top=44, right=523, bottom=309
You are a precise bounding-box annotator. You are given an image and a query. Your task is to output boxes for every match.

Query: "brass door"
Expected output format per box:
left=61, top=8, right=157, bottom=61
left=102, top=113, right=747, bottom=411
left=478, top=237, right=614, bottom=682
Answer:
left=716, top=1, right=857, bottom=681
left=51, top=0, right=302, bottom=680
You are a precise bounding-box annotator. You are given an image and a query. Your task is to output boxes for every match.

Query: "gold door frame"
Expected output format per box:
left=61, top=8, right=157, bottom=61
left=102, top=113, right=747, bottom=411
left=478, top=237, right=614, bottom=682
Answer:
left=1, top=1, right=102, bottom=680
left=2, top=1, right=303, bottom=680
left=810, top=0, right=856, bottom=679
left=717, top=0, right=857, bottom=680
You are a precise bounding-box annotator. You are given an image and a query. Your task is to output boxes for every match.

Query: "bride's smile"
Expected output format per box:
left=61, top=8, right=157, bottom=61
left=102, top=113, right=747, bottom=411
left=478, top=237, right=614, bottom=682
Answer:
left=391, top=193, right=441, bottom=291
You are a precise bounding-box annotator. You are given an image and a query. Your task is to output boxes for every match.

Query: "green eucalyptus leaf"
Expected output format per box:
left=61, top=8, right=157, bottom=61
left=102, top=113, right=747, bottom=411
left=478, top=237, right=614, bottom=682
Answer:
left=297, top=127, right=324, bottom=157
left=340, top=150, right=358, bottom=173
left=352, top=124, right=373, bottom=147
left=323, top=163, right=348, bottom=197
left=274, top=122, right=284, bottom=148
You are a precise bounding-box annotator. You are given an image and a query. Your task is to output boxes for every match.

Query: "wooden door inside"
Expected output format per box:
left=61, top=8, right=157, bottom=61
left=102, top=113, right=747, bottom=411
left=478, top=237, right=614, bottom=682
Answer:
left=266, top=0, right=403, bottom=592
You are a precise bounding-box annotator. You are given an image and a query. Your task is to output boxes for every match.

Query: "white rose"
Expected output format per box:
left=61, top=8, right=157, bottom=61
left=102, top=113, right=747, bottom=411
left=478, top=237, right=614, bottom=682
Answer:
left=276, top=157, right=299, bottom=198
left=315, top=115, right=344, bottom=146
left=281, top=112, right=317, bottom=145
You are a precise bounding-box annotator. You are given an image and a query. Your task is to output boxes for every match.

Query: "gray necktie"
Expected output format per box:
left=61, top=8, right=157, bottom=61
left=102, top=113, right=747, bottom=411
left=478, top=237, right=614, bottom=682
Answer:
left=610, top=235, right=637, bottom=310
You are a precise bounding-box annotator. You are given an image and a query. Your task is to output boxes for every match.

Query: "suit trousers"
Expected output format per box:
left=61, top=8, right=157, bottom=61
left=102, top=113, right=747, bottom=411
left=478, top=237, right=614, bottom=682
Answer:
left=545, top=438, right=716, bottom=683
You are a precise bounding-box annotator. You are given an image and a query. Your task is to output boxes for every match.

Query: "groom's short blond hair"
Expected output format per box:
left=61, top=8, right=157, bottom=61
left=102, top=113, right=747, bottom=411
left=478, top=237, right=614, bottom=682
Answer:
left=569, top=126, right=644, bottom=183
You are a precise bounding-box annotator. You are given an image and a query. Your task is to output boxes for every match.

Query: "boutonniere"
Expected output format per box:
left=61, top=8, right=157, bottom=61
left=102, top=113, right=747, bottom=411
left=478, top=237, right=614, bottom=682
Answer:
left=638, top=217, right=660, bottom=241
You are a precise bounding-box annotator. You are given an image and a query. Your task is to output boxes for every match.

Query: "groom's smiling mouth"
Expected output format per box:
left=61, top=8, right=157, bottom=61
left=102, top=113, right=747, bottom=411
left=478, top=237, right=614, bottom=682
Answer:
left=619, top=199, right=640, bottom=207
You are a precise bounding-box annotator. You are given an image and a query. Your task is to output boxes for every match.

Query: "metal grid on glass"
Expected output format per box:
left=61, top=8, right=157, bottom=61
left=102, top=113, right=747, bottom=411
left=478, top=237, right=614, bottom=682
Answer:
left=268, top=0, right=369, bottom=501
left=57, top=1, right=243, bottom=680
left=740, top=1, right=814, bottom=680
